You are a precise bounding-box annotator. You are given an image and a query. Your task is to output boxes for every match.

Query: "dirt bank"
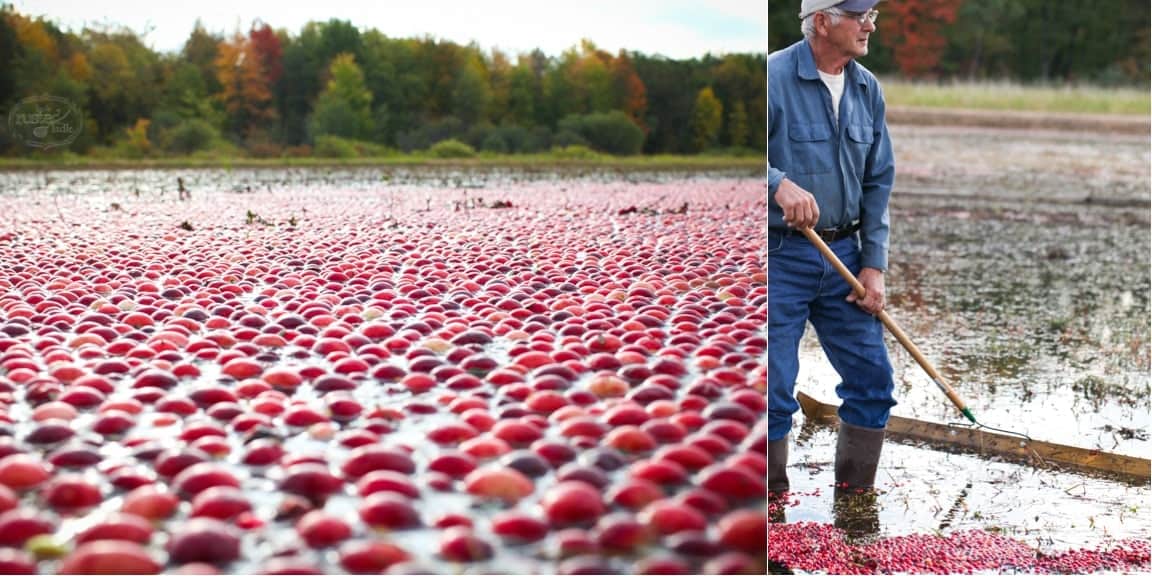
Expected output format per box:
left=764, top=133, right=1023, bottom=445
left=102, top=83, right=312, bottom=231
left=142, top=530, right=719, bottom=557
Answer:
left=888, top=105, right=1150, bottom=135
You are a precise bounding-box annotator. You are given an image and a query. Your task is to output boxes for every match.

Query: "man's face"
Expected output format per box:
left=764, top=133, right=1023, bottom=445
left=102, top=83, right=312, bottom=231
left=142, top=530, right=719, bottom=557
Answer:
left=820, top=9, right=876, bottom=59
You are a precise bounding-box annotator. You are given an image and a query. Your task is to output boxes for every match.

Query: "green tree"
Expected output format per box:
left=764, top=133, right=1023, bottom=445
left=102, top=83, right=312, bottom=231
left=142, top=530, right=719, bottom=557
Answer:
left=691, top=86, right=723, bottom=152
left=87, top=41, right=134, bottom=141
left=486, top=48, right=511, bottom=123
left=181, top=21, right=222, bottom=94
left=276, top=28, right=321, bottom=145
left=361, top=32, right=426, bottom=144
left=576, top=41, right=615, bottom=113
left=506, top=62, right=537, bottom=126
left=544, top=48, right=582, bottom=125
left=632, top=53, right=700, bottom=153
left=310, top=52, right=373, bottom=140
left=0, top=8, right=23, bottom=109
left=727, top=100, right=748, bottom=148
left=452, top=53, right=491, bottom=126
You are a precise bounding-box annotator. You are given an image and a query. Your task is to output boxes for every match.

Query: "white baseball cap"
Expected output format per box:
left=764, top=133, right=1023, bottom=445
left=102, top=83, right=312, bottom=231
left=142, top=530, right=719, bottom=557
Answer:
left=799, top=0, right=881, bottom=19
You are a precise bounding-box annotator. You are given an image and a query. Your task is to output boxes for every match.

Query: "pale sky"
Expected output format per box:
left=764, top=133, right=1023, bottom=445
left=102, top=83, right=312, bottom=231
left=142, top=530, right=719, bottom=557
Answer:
left=12, top=0, right=767, bottom=59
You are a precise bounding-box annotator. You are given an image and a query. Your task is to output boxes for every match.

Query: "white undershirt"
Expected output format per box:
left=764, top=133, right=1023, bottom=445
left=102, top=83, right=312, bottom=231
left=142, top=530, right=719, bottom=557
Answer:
left=818, top=69, right=845, bottom=122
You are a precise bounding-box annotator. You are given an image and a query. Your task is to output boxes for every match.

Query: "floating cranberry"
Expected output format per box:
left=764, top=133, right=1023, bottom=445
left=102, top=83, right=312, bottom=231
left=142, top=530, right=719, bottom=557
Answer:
left=191, top=486, right=253, bottom=520
left=717, top=509, right=767, bottom=554
left=438, top=527, right=493, bottom=562
left=341, top=445, right=415, bottom=479
left=359, top=492, right=421, bottom=529
left=297, top=510, right=353, bottom=548
left=167, top=518, right=242, bottom=565
left=121, top=485, right=179, bottom=520
left=339, top=540, right=411, bottom=574
left=491, top=510, right=550, bottom=543
left=57, top=541, right=162, bottom=575
left=595, top=512, right=649, bottom=552
left=463, top=467, right=534, bottom=504
left=641, top=500, right=707, bottom=536
left=173, top=462, right=241, bottom=497
left=0, top=508, right=55, bottom=547
left=607, top=477, right=665, bottom=510
left=41, top=474, right=103, bottom=510
left=695, top=464, right=766, bottom=500
left=356, top=470, right=420, bottom=499
left=279, top=463, right=344, bottom=502
left=0, top=454, right=51, bottom=490
left=541, top=481, right=604, bottom=526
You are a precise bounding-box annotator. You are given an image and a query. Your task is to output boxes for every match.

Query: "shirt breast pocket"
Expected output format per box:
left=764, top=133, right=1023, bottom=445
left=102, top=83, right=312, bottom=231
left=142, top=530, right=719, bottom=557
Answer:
left=788, top=123, right=833, bottom=174
left=846, top=124, right=874, bottom=174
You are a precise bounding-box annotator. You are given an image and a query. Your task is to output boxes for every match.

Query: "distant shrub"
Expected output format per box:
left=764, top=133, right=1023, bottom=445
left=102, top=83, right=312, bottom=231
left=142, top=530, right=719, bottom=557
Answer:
left=558, top=111, right=645, bottom=156
left=283, top=145, right=313, bottom=158
left=246, top=141, right=283, bottom=159
left=352, top=140, right=396, bottom=157
left=396, top=117, right=465, bottom=152
left=549, top=145, right=603, bottom=160
left=551, top=130, right=588, bottom=148
left=524, top=126, right=553, bottom=153
left=165, top=119, right=218, bottom=155
left=701, top=146, right=760, bottom=158
left=314, top=135, right=359, bottom=158
left=481, top=132, right=509, bottom=154
left=428, top=139, right=476, bottom=159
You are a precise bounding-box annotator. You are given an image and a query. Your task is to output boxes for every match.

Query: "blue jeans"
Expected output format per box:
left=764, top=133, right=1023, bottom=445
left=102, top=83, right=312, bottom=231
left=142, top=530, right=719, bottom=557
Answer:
left=768, top=231, right=896, bottom=442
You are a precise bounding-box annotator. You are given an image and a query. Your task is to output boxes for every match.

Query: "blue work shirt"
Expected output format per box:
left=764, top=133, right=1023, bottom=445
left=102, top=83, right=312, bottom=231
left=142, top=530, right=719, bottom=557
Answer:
left=768, top=39, right=895, bottom=271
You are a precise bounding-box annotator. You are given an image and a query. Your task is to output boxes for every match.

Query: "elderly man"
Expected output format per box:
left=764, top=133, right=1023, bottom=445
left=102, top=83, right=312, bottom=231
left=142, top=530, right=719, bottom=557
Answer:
left=767, top=0, right=896, bottom=499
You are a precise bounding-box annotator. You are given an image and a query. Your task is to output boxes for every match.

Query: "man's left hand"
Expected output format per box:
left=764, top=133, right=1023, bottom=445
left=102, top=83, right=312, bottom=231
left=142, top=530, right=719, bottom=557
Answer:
left=847, top=267, right=885, bottom=315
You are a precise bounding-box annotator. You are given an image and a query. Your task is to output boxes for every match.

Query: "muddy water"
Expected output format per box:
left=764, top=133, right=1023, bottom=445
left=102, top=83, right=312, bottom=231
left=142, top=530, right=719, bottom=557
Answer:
left=789, top=124, right=1151, bottom=551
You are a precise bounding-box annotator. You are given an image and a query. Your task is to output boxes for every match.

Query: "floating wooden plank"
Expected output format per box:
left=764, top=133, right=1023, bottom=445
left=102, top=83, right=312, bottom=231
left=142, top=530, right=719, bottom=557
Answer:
left=797, top=391, right=1151, bottom=483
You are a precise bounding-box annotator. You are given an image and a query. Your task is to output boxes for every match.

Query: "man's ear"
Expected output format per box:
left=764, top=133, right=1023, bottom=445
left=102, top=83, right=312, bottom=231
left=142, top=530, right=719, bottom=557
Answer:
left=814, top=12, right=829, bottom=36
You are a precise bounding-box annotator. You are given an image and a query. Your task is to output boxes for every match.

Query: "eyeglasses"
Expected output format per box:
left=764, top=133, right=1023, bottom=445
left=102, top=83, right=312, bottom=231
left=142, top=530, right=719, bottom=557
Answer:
left=825, top=8, right=879, bottom=25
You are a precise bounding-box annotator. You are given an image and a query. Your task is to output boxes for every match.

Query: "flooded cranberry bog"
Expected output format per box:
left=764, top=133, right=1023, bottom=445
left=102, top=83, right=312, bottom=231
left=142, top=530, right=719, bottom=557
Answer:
left=781, top=124, right=1151, bottom=574
left=0, top=167, right=768, bottom=575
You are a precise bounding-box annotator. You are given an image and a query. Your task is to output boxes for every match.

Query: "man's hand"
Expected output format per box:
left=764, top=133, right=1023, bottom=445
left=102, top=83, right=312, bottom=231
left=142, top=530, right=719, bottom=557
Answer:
left=847, top=267, right=886, bottom=315
left=773, top=178, right=819, bottom=229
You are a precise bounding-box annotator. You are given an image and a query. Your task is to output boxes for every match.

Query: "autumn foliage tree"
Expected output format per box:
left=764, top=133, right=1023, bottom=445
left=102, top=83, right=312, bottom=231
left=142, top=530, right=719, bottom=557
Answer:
left=611, top=51, right=647, bottom=127
left=691, top=86, right=723, bottom=152
left=878, top=0, right=964, bottom=77
left=215, top=32, right=276, bottom=139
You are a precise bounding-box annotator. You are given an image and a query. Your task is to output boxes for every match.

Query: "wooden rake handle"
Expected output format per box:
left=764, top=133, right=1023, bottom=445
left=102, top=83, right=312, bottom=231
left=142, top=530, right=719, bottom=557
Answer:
left=799, top=227, right=977, bottom=423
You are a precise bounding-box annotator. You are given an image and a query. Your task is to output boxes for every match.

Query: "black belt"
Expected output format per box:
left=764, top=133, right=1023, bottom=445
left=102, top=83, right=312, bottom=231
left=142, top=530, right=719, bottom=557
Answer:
left=770, top=222, right=860, bottom=242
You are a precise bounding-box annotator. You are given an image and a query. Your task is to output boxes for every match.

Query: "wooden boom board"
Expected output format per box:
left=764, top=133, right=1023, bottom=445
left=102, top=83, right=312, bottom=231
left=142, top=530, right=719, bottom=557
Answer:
left=797, top=391, right=1151, bottom=483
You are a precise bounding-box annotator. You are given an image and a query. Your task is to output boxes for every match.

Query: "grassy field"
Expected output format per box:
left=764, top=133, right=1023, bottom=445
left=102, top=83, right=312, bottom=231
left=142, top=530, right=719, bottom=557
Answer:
left=0, top=153, right=766, bottom=172
left=882, top=79, right=1151, bottom=116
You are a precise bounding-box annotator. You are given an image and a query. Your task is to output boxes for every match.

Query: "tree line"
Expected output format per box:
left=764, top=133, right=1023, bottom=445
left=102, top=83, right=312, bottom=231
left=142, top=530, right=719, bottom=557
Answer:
left=0, top=6, right=766, bottom=158
left=769, top=0, right=1150, bottom=85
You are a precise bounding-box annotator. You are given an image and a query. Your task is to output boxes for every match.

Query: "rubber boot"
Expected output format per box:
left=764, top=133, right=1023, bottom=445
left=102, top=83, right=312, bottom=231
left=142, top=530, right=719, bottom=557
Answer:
left=768, top=435, right=790, bottom=495
left=768, top=435, right=789, bottom=525
left=833, top=422, right=885, bottom=539
left=834, top=421, right=885, bottom=490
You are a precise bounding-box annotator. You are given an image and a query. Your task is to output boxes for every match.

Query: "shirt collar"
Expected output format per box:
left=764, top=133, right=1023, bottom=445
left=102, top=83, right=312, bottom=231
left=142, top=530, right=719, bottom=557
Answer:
left=799, top=40, right=867, bottom=86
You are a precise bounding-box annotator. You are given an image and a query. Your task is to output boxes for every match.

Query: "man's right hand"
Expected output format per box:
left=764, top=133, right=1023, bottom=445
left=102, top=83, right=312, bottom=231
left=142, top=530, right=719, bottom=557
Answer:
left=772, top=178, right=820, bottom=229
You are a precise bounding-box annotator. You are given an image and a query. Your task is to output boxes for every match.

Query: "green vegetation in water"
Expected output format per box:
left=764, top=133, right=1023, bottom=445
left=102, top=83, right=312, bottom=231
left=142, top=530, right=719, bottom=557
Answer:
left=882, top=79, right=1150, bottom=116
